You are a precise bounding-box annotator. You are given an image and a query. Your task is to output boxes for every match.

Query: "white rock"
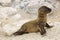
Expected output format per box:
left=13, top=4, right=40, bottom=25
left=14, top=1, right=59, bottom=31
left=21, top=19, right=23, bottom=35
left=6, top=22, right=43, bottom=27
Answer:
left=0, top=7, right=17, bottom=18
left=2, top=24, right=16, bottom=36
left=11, top=14, right=21, bottom=22
left=0, top=0, right=11, bottom=3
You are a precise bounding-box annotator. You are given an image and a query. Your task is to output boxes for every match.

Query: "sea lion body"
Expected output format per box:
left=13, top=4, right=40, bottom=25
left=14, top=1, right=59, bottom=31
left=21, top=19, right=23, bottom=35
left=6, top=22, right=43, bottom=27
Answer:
left=13, top=6, right=52, bottom=35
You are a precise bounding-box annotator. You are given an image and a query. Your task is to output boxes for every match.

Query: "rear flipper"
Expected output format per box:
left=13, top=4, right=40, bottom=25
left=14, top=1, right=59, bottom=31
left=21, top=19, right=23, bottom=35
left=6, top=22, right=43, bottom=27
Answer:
left=45, top=23, right=53, bottom=28
left=13, top=31, right=29, bottom=36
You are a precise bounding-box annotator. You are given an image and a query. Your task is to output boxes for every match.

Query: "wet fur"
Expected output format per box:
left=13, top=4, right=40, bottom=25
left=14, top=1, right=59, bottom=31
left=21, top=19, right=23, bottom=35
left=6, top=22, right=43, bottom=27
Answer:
left=13, top=6, right=52, bottom=35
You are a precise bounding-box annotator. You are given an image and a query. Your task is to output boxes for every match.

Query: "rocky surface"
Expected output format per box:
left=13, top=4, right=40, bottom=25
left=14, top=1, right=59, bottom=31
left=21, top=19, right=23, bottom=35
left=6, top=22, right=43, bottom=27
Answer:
left=0, top=0, right=60, bottom=40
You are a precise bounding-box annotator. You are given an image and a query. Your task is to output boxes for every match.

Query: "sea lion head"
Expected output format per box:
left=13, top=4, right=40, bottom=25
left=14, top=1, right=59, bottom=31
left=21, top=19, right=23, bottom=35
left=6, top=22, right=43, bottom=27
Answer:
left=38, top=6, right=51, bottom=14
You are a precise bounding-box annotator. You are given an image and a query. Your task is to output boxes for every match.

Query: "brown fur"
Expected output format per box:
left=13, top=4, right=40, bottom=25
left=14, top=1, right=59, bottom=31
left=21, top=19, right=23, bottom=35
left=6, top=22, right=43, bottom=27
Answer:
left=13, top=6, right=52, bottom=35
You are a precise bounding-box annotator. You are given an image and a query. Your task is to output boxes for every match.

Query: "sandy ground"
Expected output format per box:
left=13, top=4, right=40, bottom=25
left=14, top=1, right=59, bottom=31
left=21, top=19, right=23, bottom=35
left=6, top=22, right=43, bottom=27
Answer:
left=0, top=22, right=60, bottom=40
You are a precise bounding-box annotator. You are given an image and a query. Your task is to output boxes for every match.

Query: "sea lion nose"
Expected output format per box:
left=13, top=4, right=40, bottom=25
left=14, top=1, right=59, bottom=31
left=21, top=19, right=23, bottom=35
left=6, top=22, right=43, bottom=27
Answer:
left=47, top=8, right=51, bottom=13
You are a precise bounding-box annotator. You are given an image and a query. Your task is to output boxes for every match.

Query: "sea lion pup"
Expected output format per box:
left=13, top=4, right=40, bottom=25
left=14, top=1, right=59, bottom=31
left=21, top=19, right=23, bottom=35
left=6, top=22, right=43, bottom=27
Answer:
left=13, top=6, right=52, bottom=35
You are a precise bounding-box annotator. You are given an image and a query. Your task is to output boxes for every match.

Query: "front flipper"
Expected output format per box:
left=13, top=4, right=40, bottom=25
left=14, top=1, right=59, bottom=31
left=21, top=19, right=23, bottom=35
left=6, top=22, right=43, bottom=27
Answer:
left=40, top=26, right=46, bottom=35
left=38, top=23, right=46, bottom=35
left=45, top=23, right=53, bottom=28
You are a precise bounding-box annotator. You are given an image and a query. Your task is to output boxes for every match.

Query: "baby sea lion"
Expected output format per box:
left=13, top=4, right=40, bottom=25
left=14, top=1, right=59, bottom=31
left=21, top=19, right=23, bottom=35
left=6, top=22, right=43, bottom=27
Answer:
left=13, top=6, right=52, bottom=35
